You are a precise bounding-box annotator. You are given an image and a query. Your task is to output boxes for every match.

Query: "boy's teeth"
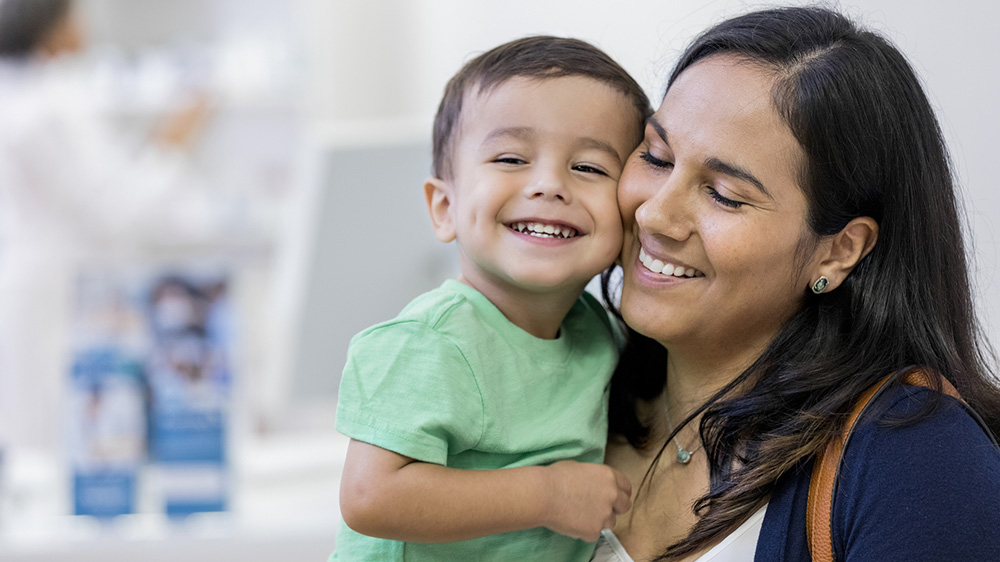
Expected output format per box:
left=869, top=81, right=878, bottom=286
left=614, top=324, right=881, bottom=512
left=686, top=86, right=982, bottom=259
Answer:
left=511, top=221, right=577, bottom=239
left=638, top=246, right=702, bottom=278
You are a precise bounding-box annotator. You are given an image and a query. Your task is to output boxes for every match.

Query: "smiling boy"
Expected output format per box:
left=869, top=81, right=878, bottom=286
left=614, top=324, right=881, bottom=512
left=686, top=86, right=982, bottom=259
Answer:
left=332, top=36, right=651, bottom=562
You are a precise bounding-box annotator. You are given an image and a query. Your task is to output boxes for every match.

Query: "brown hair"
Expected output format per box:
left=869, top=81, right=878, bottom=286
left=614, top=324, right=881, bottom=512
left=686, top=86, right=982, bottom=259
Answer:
left=431, top=35, right=651, bottom=179
left=0, top=0, right=71, bottom=59
left=605, top=6, right=1000, bottom=560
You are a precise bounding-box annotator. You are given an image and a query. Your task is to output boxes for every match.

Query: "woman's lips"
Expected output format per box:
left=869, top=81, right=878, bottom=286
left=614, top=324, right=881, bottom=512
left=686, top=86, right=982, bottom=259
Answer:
left=638, top=246, right=704, bottom=278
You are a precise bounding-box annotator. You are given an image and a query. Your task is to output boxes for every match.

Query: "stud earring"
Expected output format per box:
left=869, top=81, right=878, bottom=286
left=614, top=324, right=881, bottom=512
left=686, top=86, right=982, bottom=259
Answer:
left=811, top=276, right=829, bottom=294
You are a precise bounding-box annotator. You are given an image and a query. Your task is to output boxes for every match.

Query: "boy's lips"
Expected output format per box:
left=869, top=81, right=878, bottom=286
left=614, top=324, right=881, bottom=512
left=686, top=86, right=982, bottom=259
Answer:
left=505, top=218, right=583, bottom=239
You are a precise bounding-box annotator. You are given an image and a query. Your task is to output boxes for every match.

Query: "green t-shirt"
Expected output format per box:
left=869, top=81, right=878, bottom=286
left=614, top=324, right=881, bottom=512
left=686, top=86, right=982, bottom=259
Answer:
left=331, top=280, right=619, bottom=562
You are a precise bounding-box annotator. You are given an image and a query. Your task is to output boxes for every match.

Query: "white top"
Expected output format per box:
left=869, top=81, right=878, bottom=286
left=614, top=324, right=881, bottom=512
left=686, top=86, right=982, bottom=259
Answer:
left=0, top=60, right=212, bottom=452
left=591, top=504, right=767, bottom=562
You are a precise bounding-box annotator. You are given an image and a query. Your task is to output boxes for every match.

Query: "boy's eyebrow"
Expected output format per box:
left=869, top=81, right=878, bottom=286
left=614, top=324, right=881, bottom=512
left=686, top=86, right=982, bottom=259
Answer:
left=580, top=137, right=624, bottom=167
left=482, top=127, right=623, bottom=166
left=482, top=126, right=535, bottom=145
left=646, top=117, right=772, bottom=199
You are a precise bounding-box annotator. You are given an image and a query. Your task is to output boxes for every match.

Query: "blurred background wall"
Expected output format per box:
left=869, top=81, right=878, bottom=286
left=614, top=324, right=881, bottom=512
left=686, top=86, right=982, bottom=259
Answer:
left=0, top=0, right=997, bottom=560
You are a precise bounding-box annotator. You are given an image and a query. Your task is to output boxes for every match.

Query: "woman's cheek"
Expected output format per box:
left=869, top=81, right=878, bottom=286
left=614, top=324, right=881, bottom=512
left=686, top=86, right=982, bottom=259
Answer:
left=617, top=166, right=645, bottom=225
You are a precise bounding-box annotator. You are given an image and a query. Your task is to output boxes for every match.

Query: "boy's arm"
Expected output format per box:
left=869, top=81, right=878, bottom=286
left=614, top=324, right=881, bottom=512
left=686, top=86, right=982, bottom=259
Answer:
left=339, top=439, right=632, bottom=543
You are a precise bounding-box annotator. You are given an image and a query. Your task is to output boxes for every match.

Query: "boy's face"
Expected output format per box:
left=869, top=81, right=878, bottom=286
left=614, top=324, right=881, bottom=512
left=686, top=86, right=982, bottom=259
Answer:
left=427, top=76, right=638, bottom=299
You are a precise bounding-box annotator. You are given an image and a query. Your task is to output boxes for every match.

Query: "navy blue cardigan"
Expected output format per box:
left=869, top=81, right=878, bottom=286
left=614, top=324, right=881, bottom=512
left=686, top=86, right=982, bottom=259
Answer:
left=755, top=384, right=1000, bottom=561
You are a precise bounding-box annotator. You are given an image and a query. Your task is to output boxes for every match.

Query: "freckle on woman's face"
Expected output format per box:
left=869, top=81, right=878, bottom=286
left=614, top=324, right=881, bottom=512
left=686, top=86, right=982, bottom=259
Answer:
left=618, top=55, right=818, bottom=365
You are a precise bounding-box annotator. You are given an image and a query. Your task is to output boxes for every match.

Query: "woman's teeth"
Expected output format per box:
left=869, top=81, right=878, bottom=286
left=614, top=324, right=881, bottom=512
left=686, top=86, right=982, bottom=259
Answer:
left=639, top=248, right=703, bottom=278
left=511, top=222, right=578, bottom=239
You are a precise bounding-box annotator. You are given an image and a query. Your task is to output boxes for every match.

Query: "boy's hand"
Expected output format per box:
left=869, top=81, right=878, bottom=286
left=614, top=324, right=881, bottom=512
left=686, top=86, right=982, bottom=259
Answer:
left=342, top=440, right=630, bottom=543
left=540, top=460, right=632, bottom=542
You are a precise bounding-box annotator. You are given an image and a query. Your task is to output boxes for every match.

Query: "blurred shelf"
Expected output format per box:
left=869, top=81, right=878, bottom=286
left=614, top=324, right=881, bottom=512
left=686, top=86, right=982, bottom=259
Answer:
left=0, top=430, right=348, bottom=562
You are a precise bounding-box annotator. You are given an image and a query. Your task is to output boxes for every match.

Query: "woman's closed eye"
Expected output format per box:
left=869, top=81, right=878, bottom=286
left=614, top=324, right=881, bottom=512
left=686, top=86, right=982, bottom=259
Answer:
left=638, top=150, right=746, bottom=209
left=707, top=187, right=744, bottom=209
left=639, top=151, right=673, bottom=170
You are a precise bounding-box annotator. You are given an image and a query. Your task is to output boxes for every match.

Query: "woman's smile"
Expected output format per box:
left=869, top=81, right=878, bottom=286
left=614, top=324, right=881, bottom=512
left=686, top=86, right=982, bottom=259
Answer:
left=618, top=55, right=816, bottom=363
left=603, top=7, right=1000, bottom=562
left=637, top=246, right=703, bottom=278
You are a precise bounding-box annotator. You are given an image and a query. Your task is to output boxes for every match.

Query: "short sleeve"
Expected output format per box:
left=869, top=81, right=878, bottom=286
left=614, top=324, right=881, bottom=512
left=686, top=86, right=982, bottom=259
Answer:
left=579, top=291, right=625, bottom=350
left=835, top=389, right=1000, bottom=561
left=335, top=321, right=485, bottom=465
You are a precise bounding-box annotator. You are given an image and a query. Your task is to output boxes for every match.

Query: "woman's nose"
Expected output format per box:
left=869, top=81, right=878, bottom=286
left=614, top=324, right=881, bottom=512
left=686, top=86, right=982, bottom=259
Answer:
left=635, top=173, right=694, bottom=241
left=523, top=165, right=572, bottom=204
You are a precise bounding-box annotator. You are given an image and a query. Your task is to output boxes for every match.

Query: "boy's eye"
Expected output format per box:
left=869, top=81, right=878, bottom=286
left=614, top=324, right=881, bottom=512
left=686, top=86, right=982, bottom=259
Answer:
left=639, top=151, right=673, bottom=170
left=493, top=156, right=526, bottom=165
left=572, top=164, right=608, bottom=176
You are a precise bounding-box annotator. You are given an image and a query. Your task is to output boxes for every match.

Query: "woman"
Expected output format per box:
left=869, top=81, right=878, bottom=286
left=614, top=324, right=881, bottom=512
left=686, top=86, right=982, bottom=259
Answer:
left=0, top=0, right=211, bottom=454
left=596, top=6, right=1000, bottom=561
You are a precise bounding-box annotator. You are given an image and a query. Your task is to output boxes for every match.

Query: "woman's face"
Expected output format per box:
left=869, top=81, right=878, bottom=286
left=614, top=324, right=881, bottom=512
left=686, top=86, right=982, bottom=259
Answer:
left=618, top=55, right=820, bottom=365
left=39, top=5, right=86, bottom=59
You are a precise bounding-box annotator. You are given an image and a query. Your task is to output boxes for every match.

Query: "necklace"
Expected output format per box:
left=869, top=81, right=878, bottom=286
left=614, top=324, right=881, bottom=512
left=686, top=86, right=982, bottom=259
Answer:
left=666, top=415, right=703, bottom=465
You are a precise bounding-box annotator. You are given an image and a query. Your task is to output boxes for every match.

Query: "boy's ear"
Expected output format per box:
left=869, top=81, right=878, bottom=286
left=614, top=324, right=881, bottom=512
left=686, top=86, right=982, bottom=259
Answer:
left=424, top=177, right=457, bottom=243
left=811, top=216, right=879, bottom=292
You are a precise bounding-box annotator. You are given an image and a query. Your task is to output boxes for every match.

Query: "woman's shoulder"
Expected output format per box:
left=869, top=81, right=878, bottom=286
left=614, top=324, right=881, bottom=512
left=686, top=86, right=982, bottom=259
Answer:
left=840, top=381, right=1000, bottom=502
left=831, top=382, right=1000, bottom=560
left=845, top=381, right=999, bottom=470
left=758, top=382, right=1000, bottom=561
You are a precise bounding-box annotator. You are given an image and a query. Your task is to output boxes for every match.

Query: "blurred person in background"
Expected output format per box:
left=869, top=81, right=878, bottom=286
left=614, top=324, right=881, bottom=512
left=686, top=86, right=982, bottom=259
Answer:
left=0, top=0, right=215, bottom=456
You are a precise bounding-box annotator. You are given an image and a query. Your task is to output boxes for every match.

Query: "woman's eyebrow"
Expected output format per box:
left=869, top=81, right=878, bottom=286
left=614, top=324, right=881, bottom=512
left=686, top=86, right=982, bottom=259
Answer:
left=705, top=157, right=772, bottom=199
left=647, top=117, right=668, bottom=143
left=648, top=117, right=772, bottom=199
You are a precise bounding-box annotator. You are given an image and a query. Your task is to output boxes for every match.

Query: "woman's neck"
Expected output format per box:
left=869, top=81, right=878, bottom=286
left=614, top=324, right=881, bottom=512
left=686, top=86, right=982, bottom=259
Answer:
left=660, top=345, right=761, bottom=422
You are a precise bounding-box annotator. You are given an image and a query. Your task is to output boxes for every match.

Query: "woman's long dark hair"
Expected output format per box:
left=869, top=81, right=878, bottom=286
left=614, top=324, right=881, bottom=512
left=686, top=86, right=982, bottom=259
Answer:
left=604, top=6, right=1000, bottom=560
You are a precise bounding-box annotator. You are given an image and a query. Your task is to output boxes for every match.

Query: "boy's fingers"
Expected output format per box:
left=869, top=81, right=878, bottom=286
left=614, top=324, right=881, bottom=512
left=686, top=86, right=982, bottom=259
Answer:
left=613, top=489, right=632, bottom=514
left=615, top=469, right=632, bottom=496
left=606, top=467, right=632, bottom=514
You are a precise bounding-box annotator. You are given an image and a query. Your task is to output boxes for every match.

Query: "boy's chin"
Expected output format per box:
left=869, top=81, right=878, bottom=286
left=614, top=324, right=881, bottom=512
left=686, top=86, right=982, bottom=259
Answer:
left=502, top=270, right=599, bottom=295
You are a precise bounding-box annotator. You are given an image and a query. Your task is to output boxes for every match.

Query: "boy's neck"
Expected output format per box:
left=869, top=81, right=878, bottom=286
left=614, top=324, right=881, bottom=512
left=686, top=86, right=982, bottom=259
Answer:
left=457, top=275, right=584, bottom=340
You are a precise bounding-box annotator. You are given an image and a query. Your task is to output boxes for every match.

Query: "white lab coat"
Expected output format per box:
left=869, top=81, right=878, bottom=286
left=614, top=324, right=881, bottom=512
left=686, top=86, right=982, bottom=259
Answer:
left=0, top=59, right=212, bottom=453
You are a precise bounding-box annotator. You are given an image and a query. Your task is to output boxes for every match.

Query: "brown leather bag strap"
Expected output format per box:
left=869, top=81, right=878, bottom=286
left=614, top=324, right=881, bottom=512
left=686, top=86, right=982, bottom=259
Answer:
left=806, top=371, right=962, bottom=562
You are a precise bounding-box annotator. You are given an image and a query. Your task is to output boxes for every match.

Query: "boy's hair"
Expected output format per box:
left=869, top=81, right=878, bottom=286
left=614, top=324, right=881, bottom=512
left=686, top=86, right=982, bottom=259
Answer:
left=432, top=35, right=652, bottom=180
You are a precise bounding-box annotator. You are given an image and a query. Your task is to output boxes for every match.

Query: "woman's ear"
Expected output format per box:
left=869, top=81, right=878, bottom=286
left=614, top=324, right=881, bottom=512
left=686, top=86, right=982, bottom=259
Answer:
left=424, top=177, right=457, bottom=243
left=813, top=217, right=879, bottom=292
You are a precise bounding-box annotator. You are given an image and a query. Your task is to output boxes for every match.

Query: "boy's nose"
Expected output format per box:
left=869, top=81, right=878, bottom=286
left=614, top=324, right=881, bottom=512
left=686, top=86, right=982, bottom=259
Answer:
left=524, top=168, right=572, bottom=203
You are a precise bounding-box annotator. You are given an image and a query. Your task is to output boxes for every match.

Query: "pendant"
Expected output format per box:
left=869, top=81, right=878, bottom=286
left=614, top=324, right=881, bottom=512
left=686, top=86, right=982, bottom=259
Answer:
left=676, top=448, right=692, bottom=464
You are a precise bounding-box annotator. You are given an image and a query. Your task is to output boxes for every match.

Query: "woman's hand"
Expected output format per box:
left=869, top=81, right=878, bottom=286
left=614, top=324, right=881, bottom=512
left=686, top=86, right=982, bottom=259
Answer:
left=154, top=93, right=213, bottom=149
left=541, top=460, right=632, bottom=542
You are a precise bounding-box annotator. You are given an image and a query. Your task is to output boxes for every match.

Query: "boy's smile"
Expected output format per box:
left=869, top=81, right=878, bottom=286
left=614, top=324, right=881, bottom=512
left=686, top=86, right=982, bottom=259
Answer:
left=507, top=220, right=580, bottom=241
left=425, top=75, right=639, bottom=313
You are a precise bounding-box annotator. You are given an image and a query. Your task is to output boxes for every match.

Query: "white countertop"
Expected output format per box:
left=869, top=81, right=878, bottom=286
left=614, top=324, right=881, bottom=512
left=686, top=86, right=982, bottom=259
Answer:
left=0, top=430, right=349, bottom=562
